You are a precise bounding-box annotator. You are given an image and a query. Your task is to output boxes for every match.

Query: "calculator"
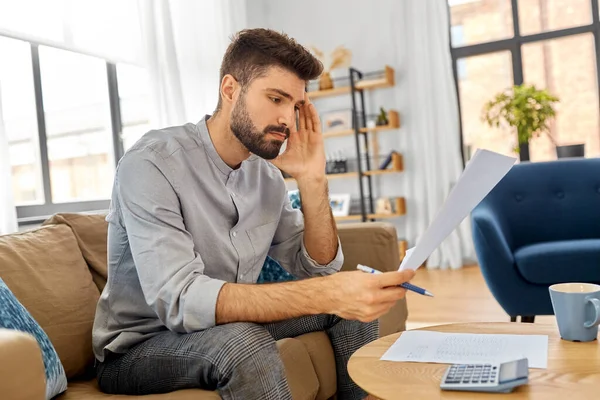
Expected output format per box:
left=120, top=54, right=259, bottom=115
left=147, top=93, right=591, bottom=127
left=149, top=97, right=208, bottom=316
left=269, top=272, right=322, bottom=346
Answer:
left=440, top=358, right=529, bottom=393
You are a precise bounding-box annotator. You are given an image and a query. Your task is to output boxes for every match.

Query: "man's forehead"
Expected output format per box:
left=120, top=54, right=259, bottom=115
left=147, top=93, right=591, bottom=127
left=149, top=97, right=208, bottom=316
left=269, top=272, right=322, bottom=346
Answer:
left=254, top=67, right=306, bottom=102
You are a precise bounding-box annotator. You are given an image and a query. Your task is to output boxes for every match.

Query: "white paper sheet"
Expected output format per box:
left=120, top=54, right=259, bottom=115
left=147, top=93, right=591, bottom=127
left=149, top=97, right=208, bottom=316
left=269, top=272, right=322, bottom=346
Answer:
left=381, top=331, right=548, bottom=369
left=399, top=149, right=517, bottom=271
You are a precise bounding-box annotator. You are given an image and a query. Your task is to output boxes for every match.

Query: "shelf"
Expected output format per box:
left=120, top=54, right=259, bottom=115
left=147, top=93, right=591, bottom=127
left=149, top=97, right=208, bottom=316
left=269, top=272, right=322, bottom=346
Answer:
left=308, top=65, right=395, bottom=99
left=322, top=128, right=354, bottom=139
left=321, top=110, right=400, bottom=139
left=284, top=161, right=402, bottom=183
left=364, top=153, right=404, bottom=174
left=334, top=197, right=406, bottom=222
left=359, top=111, right=400, bottom=133
left=284, top=172, right=358, bottom=183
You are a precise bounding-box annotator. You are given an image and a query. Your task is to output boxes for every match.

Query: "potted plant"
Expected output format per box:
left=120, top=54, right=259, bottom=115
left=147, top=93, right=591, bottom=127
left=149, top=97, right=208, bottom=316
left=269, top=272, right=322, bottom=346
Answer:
left=482, top=84, right=583, bottom=160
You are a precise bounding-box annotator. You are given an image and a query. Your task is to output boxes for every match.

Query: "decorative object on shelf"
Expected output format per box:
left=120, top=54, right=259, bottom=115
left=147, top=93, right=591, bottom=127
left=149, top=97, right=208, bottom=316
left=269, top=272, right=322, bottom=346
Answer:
left=310, top=45, right=353, bottom=91
left=326, top=151, right=348, bottom=174
left=322, top=108, right=353, bottom=133
left=482, top=84, right=581, bottom=160
left=376, top=197, right=393, bottom=215
left=329, top=193, right=351, bottom=217
left=379, top=150, right=397, bottom=170
left=377, top=151, right=403, bottom=171
left=376, top=107, right=389, bottom=126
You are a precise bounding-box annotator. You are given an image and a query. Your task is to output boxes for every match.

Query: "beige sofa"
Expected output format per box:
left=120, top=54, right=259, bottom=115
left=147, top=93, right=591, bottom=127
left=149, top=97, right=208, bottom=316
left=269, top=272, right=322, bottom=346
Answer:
left=0, top=213, right=408, bottom=400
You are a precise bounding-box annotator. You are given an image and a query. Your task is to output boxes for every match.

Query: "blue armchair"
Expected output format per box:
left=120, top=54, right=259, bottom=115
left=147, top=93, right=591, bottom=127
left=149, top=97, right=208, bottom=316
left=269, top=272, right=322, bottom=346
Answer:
left=471, top=158, right=600, bottom=321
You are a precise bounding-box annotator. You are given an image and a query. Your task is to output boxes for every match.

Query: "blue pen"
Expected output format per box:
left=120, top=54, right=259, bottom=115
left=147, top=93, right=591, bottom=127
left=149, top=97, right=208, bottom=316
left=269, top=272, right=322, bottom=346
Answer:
left=357, top=264, right=434, bottom=297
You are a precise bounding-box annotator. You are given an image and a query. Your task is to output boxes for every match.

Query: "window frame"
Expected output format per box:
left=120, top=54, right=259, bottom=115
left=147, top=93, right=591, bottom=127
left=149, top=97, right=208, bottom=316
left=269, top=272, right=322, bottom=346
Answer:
left=449, top=0, right=600, bottom=163
left=2, top=37, right=127, bottom=226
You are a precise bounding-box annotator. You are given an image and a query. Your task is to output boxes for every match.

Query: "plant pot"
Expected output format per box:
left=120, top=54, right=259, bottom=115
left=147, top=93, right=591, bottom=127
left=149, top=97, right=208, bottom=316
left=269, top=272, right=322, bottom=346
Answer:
left=556, top=144, right=585, bottom=159
left=519, top=143, right=530, bottom=162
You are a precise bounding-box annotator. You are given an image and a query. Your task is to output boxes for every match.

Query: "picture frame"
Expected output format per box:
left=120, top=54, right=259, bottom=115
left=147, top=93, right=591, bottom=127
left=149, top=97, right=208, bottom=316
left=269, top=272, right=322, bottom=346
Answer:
left=321, top=109, right=353, bottom=133
left=329, top=193, right=351, bottom=217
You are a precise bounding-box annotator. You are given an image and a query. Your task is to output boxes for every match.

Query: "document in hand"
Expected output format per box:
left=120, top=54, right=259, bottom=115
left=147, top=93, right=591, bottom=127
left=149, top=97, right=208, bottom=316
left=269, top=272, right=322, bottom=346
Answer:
left=399, top=149, right=517, bottom=271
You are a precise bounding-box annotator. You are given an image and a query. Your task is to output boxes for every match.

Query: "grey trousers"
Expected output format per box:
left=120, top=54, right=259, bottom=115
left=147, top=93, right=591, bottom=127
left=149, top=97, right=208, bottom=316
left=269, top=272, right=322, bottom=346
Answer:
left=97, top=314, right=377, bottom=400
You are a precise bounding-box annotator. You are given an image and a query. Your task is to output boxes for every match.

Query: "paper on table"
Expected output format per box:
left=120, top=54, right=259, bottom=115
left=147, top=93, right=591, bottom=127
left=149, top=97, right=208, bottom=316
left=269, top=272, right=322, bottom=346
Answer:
left=399, top=149, right=517, bottom=271
left=381, top=331, right=548, bottom=369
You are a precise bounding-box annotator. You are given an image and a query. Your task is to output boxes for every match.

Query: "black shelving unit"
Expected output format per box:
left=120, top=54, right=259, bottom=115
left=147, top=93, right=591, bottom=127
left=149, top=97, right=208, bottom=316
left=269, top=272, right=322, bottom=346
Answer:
left=288, top=65, right=402, bottom=223
left=349, top=67, right=375, bottom=221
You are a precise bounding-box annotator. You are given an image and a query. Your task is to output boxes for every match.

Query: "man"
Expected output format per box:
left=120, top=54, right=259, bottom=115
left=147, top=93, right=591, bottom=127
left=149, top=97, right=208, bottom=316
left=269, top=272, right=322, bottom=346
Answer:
left=93, top=28, right=415, bottom=400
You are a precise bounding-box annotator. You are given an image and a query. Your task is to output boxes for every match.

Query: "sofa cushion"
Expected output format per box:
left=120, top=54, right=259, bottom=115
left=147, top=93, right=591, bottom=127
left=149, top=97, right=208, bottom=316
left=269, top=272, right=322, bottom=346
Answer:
left=43, top=213, right=109, bottom=291
left=515, top=239, right=600, bottom=284
left=0, top=278, right=67, bottom=399
left=0, top=225, right=101, bottom=379
left=294, top=331, right=337, bottom=400
left=60, top=337, right=319, bottom=400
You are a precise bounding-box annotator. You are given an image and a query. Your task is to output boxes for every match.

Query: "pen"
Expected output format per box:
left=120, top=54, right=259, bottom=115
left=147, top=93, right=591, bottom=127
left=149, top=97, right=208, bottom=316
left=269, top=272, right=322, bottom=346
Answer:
left=357, top=264, right=434, bottom=297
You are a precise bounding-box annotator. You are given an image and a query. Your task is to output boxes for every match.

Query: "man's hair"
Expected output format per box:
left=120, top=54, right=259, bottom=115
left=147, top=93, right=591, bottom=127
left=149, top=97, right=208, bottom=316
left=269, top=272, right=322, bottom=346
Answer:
left=215, top=28, right=323, bottom=111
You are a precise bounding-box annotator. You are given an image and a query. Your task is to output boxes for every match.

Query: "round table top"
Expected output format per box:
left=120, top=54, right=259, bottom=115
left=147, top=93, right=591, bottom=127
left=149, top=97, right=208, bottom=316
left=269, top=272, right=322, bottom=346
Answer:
left=348, top=322, right=600, bottom=399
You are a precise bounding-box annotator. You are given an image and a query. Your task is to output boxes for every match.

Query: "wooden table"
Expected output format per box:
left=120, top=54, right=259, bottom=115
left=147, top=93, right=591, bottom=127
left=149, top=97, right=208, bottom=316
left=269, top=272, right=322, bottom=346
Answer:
left=348, top=322, right=600, bottom=399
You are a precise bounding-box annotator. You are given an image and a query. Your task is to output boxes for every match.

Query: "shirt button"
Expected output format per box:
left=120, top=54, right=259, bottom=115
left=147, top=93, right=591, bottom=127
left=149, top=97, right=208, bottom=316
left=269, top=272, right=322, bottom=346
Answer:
left=240, top=274, right=244, bottom=279
left=231, top=192, right=236, bottom=197
left=232, top=231, right=237, bottom=237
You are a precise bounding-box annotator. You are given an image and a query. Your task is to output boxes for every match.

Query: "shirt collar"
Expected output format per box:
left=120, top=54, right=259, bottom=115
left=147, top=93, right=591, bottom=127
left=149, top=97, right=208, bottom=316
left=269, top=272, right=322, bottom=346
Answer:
left=196, top=114, right=232, bottom=175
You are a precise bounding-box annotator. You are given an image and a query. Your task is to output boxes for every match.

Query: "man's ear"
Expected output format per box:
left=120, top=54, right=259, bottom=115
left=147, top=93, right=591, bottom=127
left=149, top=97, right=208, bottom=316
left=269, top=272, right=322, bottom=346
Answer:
left=220, top=74, right=239, bottom=106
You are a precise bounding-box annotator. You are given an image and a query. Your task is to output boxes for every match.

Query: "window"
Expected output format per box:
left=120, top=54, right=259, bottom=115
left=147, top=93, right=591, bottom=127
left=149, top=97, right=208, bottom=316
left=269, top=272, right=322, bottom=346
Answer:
left=39, top=46, right=115, bottom=203
left=451, top=26, right=468, bottom=79
left=457, top=52, right=515, bottom=159
left=522, top=34, right=600, bottom=161
left=518, top=0, right=592, bottom=35
left=449, top=0, right=514, bottom=46
left=0, top=0, right=150, bottom=224
left=449, top=0, right=600, bottom=162
left=0, top=36, right=44, bottom=205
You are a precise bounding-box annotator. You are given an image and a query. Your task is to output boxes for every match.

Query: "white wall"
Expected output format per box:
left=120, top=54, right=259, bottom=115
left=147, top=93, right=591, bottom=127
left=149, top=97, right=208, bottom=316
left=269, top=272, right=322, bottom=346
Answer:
left=246, top=0, right=410, bottom=239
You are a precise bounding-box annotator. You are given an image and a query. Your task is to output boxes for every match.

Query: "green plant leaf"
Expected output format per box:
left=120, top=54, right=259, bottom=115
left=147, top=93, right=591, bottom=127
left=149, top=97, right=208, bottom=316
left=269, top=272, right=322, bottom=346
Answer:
left=481, top=83, right=559, bottom=146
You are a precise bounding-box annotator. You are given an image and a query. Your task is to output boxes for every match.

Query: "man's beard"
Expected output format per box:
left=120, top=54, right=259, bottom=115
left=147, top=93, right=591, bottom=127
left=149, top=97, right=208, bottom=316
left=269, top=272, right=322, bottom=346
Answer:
left=230, top=96, right=290, bottom=160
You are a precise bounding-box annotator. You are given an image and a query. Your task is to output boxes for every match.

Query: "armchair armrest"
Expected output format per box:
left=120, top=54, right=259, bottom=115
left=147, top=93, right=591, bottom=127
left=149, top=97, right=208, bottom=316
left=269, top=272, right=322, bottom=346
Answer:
left=0, top=329, right=46, bottom=400
left=471, top=206, right=534, bottom=316
left=337, top=222, right=407, bottom=336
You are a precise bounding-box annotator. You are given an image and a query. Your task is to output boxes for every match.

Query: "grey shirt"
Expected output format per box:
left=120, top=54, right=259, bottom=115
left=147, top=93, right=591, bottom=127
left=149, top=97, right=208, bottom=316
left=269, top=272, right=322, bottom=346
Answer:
left=92, top=116, right=343, bottom=361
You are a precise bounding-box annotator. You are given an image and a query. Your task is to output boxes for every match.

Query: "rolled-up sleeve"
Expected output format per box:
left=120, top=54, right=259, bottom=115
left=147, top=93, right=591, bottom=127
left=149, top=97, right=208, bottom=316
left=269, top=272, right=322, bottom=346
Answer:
left=268, top=193, right=344, bottom=278
left=115, top=149, right=226, bottom=332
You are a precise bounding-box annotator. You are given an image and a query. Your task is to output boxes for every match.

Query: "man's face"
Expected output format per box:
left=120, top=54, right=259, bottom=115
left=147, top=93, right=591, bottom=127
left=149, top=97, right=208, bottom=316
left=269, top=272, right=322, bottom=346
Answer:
left=230, top=67, right=306, bottom=160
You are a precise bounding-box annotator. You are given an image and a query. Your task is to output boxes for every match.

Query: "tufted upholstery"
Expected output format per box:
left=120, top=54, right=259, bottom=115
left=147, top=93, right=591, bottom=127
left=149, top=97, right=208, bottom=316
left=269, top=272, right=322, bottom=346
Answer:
left=471, top=158, right=600, bottom=318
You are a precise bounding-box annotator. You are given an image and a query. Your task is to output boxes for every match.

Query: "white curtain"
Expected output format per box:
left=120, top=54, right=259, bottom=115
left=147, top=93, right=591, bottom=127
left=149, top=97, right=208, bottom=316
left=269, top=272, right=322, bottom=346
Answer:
left=0, top=82, right=18, bottom=235
left=138, top=0, right=187, bottom=127
left=138, top=0, right=247, bottom=127
left=393, top=0, right=475, bottom=269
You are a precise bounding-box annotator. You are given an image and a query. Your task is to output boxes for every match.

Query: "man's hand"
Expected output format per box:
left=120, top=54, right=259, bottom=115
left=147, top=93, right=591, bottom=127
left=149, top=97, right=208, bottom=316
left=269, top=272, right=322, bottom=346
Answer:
left=322, top=270, right=416, bottom=322
left=270, top=95, right=325, bottom=181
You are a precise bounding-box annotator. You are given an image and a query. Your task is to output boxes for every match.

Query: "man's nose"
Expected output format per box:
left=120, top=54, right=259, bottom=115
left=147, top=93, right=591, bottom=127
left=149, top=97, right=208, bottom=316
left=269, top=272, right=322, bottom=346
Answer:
left=277, top=111, right=295, bottom=129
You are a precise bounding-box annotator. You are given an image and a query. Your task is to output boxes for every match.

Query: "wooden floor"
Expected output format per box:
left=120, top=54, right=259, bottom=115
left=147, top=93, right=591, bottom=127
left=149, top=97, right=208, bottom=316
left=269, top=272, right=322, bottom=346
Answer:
left=405, top=265, right=555, bottom=330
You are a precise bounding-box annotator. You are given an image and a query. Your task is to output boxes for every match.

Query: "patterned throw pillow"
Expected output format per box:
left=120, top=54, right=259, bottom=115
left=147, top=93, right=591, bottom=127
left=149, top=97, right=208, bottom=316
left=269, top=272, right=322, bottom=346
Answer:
left=257, top=190, right=302, bottom=283
left=0, top=278, right=67, bottom=399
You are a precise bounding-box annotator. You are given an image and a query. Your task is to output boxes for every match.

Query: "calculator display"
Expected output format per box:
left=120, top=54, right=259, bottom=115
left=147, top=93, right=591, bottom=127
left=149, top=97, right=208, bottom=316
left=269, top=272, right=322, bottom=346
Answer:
left=499, top=359, right=528, bottom=383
